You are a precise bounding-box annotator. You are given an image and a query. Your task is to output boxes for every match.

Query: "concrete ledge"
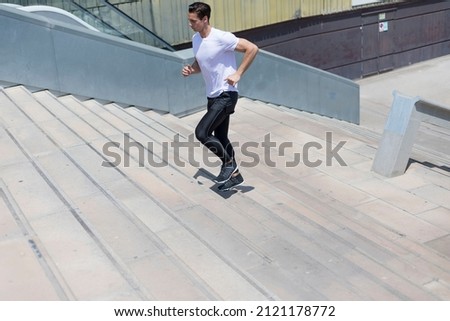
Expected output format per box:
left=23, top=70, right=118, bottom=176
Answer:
left=372, top=91, right=450, bottom=177
left=239, top=50, right=360, bottom=124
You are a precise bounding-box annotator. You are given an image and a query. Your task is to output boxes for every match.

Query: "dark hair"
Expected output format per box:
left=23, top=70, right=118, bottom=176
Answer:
left=188, top=2, right=211, bottom=20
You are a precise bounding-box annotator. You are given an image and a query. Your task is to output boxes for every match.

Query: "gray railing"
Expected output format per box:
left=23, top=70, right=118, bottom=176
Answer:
left=372, top=91, right=450, bottom=177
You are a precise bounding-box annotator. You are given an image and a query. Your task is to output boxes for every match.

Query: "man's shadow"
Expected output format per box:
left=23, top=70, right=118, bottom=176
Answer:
left=193, top=168, right=254, bottom=199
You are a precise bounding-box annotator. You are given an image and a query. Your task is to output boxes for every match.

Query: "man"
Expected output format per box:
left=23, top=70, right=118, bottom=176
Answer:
left=182, top=2, right=258, bottom=192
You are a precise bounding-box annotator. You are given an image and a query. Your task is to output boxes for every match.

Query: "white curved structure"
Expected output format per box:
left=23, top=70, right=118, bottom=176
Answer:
left=18, top=5, right=98, bottom=31
left=0, top=3, right=21, bottom=7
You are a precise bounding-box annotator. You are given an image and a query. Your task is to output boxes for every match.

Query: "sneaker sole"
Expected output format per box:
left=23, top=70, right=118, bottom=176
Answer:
left=218, top=180, right=244, bottom=192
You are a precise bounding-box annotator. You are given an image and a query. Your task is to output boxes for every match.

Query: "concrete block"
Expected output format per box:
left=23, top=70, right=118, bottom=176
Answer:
left=373, top=91, right=450, bottom=177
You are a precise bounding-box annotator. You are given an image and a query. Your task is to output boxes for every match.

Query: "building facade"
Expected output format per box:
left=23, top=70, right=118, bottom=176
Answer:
left=4, top=0, right=405, bottom=45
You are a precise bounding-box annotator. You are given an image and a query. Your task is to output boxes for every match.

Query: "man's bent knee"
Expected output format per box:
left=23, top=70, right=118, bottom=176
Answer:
left=195, top=127, right=208, bottom=144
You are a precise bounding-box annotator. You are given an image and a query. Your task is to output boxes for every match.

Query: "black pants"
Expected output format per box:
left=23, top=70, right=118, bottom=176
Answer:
left=195, top=91, right=238, bottom=164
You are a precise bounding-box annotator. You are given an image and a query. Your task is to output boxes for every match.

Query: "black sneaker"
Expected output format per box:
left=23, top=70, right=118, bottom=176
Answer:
left=218, top=173, right=244, bottom=192
left=214, top=161, right=238, bottom=184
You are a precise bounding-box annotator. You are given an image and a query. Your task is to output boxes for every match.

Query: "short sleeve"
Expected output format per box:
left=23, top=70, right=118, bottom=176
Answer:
left=221, top=31, right=239, bottom=51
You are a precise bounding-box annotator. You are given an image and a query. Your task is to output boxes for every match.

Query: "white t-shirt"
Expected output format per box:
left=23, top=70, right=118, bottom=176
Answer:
left=192, top=28, right=239, bottom=98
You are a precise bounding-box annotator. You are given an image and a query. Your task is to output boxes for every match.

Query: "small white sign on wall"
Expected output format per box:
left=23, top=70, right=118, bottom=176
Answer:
left=379, top=21, right=389, bottom=32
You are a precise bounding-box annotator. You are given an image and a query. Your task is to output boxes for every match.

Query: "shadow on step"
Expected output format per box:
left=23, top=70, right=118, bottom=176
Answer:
left=407, top=159, right=450, bottom=174
left=193, top=169, right=255, bottom=199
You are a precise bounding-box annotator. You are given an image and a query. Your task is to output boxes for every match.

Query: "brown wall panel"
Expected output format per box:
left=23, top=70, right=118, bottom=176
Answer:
left=237, top=1, right=450, bottom=79
left=265, top=27, right=362, bottom=71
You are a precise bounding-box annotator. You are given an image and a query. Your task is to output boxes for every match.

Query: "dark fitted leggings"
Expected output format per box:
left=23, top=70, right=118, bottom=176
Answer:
left=195, top=91, right=239, bottom=164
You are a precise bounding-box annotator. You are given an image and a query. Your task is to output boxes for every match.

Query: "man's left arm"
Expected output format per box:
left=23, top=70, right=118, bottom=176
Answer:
left=226, top=38, right=259, bottom=86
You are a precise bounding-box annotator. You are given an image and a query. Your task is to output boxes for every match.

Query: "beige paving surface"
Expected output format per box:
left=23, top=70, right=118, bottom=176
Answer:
left=0, top=55, right=449, bottom=301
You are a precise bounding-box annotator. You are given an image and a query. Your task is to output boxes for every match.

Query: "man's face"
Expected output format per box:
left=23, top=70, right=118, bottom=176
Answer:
left=188, top=12, right=207, bottom=32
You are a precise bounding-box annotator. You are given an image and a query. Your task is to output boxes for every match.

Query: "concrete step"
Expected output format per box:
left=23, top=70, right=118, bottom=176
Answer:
left=0, top=86, right=144, bottom=300
left=2, top=84, right=450, bottom=300
left=98, top=101, right=416, bottom=299
left=262, top=97, right=450, bottom=167
left=130, top=109, right=398, bottom=298
left=34, top=90, right=273, bottom=300
left=176, top=97, right=450, bottom=300
left=1, top=86, right=268, bottom=299
left=94, top=100, right=364, bottom=299
left=141, top=100, right=448, bottom=298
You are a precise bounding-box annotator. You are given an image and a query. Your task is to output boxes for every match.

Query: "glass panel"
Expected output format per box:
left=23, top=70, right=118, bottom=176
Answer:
left=1, top=0, right=174, bottom=51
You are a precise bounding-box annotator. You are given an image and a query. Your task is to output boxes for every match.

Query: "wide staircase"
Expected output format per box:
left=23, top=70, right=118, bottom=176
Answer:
left=1, top=85, right=450, bottom=300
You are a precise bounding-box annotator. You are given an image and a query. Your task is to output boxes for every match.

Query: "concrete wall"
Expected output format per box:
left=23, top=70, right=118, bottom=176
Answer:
left=0, top=6, right=359, bottom=123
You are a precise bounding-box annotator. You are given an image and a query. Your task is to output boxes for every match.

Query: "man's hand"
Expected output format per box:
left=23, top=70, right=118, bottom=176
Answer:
left=225, top=73, right=241, bottom=86
left=182, top=65, right=195, bottom=77
left=182, top=60, right=200, bottom=77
